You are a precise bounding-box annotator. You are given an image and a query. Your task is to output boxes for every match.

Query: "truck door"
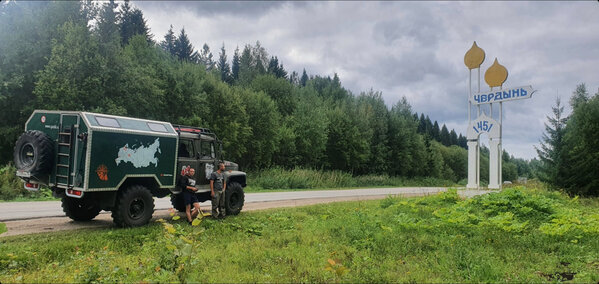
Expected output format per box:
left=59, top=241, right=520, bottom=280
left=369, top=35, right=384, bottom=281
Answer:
left=196, top=139, right=215, bottom=189
left=176, top=139, right=200, bottom=188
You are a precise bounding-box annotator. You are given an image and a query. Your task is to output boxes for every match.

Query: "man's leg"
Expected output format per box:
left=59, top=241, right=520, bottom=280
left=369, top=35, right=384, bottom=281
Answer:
left=211, top=193, right=219, bottom=218
left=191, top=202, right=200, bottom=219
left=185, top=204, right=192, bottom=222
left=218, top=191, right=226, bottom=218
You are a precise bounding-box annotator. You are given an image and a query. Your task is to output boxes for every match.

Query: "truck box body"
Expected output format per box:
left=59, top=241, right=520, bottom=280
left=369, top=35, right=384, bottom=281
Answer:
left=24, top=110, right=178, bottom=192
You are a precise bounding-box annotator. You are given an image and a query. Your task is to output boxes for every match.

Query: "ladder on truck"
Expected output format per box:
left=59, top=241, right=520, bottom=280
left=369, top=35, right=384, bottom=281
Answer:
left=55, top=114, right=78, bottom=188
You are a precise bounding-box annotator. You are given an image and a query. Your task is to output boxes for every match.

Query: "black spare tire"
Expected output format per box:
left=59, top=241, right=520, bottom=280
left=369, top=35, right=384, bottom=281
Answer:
left=225, top=182, right=244, bottom=215
left=13, top=130, right=55, bottom=176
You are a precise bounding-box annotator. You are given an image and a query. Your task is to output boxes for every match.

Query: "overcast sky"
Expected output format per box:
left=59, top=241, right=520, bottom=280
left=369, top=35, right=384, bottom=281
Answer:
left=134, top=1, right=598, bottom=160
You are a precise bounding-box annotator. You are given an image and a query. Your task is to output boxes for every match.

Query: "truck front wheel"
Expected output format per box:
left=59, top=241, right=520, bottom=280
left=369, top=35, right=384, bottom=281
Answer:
left=112, top=185, right=154, bottom=227
left=225, top=182, right=244, bottom=215
left=61, top=197, right=101, bottom=221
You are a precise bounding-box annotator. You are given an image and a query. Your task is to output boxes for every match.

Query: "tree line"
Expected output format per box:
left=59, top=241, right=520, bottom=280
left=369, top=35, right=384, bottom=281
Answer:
left=0, top=1, right=535, bottom=183
left=536, top=84, right=599, bottom=196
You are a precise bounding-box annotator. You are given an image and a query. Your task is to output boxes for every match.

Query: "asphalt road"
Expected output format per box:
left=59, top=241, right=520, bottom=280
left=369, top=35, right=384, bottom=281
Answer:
left=0, top=187, right=494, bottom=237
left=0, top=187, right=485, bottom=221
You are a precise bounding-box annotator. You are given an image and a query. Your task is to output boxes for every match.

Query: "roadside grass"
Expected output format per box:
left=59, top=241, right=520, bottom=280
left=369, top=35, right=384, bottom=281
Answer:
left=245, top=167, right=461, bottom=192
left=2, top=187, right=599, bottom=282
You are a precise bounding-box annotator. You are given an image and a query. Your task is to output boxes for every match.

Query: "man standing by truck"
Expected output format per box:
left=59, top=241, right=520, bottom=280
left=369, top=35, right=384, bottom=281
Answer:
left=179, top=167, right=202, bottom=224
left=210, top=162, right=227, bottom=219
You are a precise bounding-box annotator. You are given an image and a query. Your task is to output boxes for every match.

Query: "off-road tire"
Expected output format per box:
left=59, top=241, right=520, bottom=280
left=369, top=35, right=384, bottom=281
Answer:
left=170, top=194, right=186, bottom=212
left=61, top=197, right=101, bottom=221
left=225, top=182, right=244, bottom=215
left=13, top=130, right=55, bottom=176
left=112, top=185, right=154, bottom=227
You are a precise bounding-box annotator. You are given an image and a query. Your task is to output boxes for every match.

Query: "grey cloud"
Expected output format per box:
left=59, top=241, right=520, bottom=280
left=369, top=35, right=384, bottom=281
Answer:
left=134, top=1, right=300, bottom=17
left=135, top=1, right=599, bottom=159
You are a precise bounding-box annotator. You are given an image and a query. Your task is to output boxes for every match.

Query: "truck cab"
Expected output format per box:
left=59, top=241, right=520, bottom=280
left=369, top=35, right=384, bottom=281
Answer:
left=171, top=125, right=246, bottom=214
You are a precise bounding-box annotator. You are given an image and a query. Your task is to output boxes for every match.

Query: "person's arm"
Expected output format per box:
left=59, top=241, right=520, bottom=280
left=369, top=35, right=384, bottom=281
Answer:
left=210, top=180, right=215, bottom=197
left=223, top=176, right=227, bottom=192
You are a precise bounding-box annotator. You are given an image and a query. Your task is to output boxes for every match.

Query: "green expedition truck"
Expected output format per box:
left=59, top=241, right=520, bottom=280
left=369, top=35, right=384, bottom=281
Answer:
left=13, top=110, right=246, bottom=227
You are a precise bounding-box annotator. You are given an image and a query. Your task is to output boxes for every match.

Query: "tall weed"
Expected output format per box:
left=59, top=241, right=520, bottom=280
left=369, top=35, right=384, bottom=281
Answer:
left=248, top=167, right=457, bottom=191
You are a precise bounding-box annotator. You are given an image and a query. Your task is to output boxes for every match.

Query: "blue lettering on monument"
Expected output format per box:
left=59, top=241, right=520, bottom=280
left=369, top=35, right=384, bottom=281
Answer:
left=473, top=120, right=494, bottom=134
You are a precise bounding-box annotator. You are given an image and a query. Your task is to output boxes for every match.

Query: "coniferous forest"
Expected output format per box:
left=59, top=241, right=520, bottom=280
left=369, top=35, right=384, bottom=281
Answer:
left=1, top=1, right=596, bottom=193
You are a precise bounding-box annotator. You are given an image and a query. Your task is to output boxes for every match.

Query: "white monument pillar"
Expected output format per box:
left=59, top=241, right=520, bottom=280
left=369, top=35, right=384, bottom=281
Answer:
left=488, top=138, right=501, bottom=189
left=467, top=140, right=479, bottom=189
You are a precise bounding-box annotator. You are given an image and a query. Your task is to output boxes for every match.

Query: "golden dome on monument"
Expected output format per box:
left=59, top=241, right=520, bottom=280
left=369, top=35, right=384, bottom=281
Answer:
left=464, top=41, right=485, bottom=70
left=484, top=58, right=508, bottom=88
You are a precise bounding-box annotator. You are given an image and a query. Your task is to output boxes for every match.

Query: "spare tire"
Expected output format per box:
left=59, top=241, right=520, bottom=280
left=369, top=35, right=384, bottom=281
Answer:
left=13, top=130, right=55, bottom=176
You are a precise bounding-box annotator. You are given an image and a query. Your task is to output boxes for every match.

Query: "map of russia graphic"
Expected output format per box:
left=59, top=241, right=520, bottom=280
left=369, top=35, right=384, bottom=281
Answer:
left=115, top=138, right=161, bottom=168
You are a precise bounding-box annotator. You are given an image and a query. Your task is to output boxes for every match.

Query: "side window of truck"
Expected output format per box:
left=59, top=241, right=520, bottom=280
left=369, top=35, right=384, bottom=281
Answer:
left=199, top=141, right=215, bottom=159
left=178, top=139, right=194, bottom=158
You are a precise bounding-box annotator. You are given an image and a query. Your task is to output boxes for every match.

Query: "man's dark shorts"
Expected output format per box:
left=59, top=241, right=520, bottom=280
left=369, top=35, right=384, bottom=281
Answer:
left=182, top=190, right=199, bottom=205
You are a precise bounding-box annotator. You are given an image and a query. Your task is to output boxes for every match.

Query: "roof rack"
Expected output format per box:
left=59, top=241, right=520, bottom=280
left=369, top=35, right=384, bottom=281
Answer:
left=172, top=124, right=212, bottom=134
left=172, top=124, right=219, bottom=140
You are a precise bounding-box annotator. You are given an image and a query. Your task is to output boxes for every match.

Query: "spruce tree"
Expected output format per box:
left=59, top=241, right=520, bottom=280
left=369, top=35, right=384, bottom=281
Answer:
left=173, top=28, right=196, bottom=62
left=217, top=43, right=232, bottom=84
left=449, top=129, right=458, bottom=146
left=300, top=69, right=308, bottom=87
left=432, top=121, right=441, bottom=141
left=535, top=97, right=567, bottom=187
left=118, top=1, right=152, bottom=45
left=160, top=25, right=176, bottom=56
left=267, top=56, right=279, bottom=75
left=424, top=116, right=433, bottom=137
left=231, top=46, right=240, bottom=81
left=570, top=83, right=589, bottom=110
left=418, top=113, right=426, bottom=134
left=563, top=93, right=599, bottom=195
left=440, top=124, right=450, bottom=146
left=238, top=44, right=254, bottom=85
left=96, top=0, right=119, bottom=46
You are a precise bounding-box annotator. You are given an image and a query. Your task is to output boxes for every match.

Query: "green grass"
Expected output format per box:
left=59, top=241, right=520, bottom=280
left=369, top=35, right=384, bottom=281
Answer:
left=2, top=186, right=599, bottom=282
left=245, top=167, right=461, bottom=192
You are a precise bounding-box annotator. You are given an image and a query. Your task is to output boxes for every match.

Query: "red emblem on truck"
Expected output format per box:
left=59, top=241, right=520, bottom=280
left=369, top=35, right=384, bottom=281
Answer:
left=96, top=164, right=108, bottom=181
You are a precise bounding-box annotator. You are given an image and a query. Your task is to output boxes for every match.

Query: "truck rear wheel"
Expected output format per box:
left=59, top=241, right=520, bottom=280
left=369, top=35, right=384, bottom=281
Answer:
left=61, top=197, right=101, bottom=221
left=112, top=185, right=154, bottom=227
left=13, top=130, right=55, bottom=176
left=225, top=182, right=244, bottom=215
